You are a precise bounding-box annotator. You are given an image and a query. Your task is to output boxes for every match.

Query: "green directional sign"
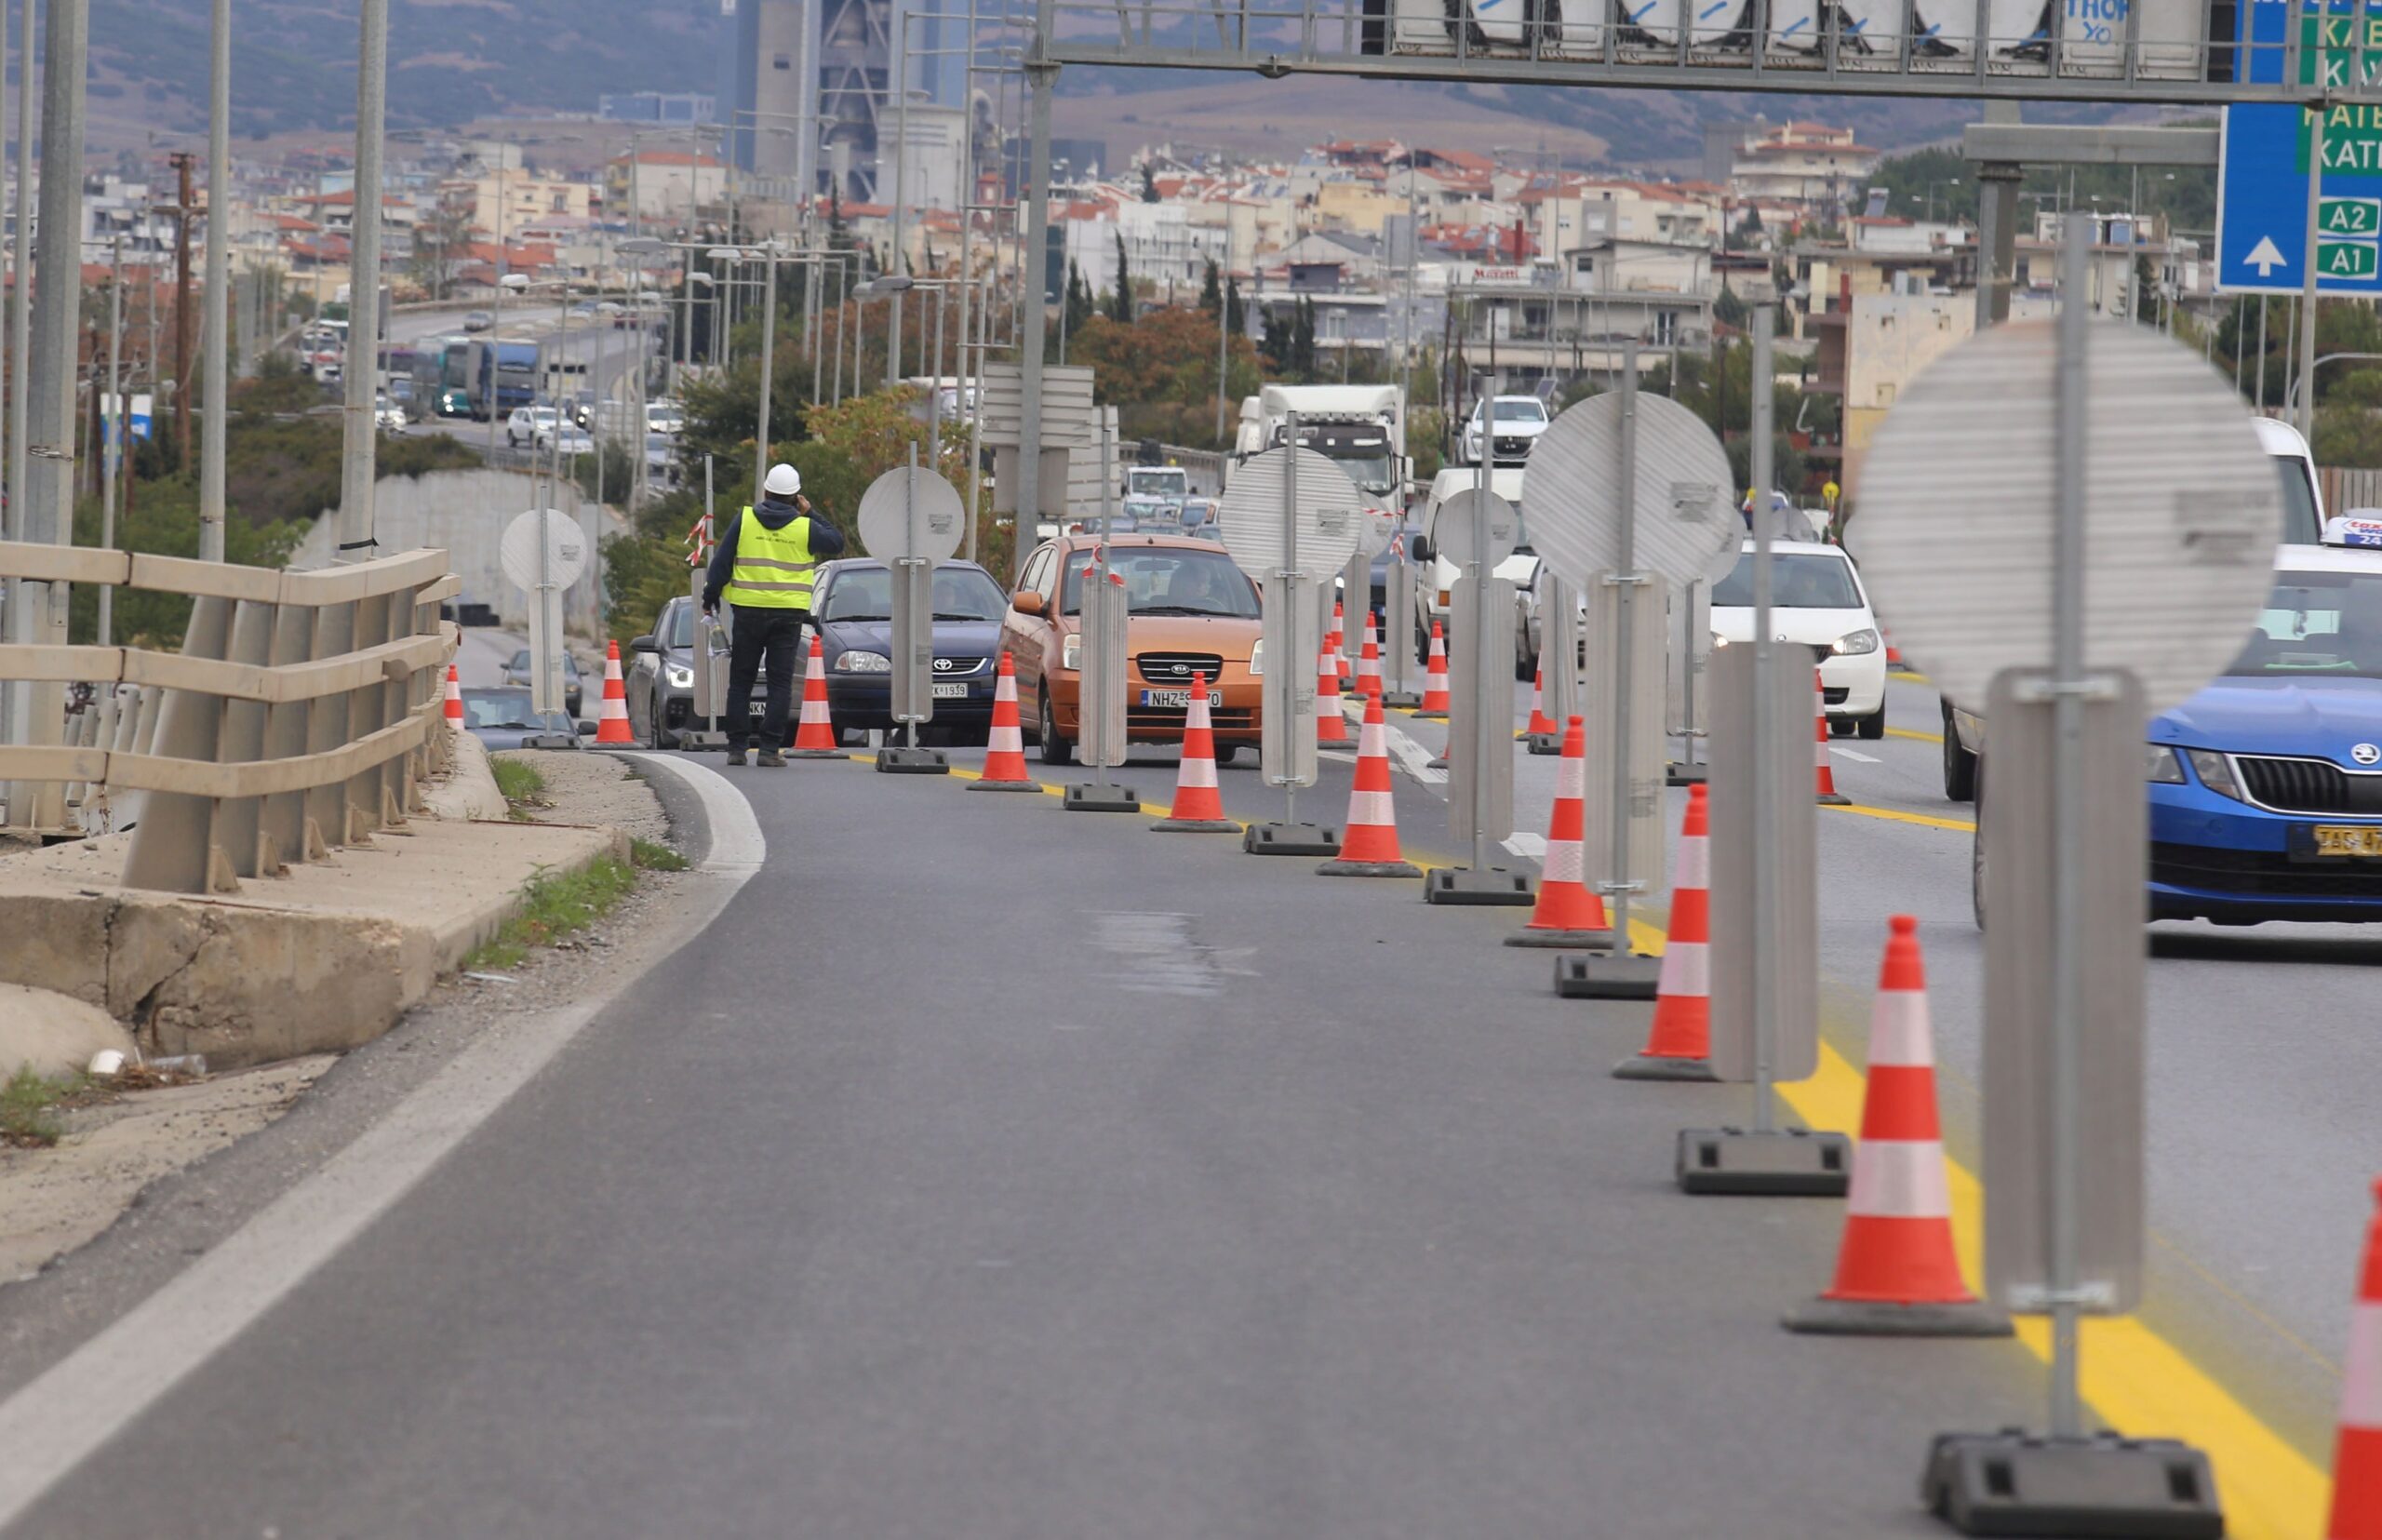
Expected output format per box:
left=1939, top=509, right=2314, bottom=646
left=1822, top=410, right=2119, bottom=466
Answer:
left=2323, top=196, right=2382, bottom=237
left=2320, top=238, right=2381, bottom=282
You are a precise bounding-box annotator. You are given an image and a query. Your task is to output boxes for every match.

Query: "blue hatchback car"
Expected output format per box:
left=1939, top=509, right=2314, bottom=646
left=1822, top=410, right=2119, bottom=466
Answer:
left=811, top=557, right=1010, bottom=744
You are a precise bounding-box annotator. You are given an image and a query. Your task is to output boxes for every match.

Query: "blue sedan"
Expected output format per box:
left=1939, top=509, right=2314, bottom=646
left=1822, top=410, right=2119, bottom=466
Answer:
left=811, top=558, right=1010, bottom=744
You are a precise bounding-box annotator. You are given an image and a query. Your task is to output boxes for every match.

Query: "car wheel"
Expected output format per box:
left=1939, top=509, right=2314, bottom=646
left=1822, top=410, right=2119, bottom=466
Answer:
left=1213, top=743, right=1238, bottom=765
left=1856, top=706, right=1885, bottom=741
left=1942, top=699, right=1978, bottom=802
left=1516, top=649, right=1536, bottom=682
left=1829, top=717, right=1855, bottom=738
left=1037, top=689, right=1075, bottom=766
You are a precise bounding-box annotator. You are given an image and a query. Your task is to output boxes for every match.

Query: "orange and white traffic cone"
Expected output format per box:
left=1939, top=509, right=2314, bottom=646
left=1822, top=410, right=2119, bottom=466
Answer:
left=1417, top=622, right=1452, bottom=717
left=1614, top=783, right=1719, bottom=1081
left=1318, top=692, right=1419, bottom=877
left=1814, top=667, right=1852, bottom=806
left=970, top=651, right=1038, bottom=792
left=595, top=639, right=635, bottom=743
left=1507, top=716, right=1614, bottom=949
left=787, top=635, right=843, bottom=757
left=1786, top=916, right=2010, bottom=1335
left=1152, top=671, right=1239, bottom=831
left=1358, top=610, right=1383, bottom=702
left=2330, top=1180, right=2382, bottom=1539
left=1523, top=662, right=1558, bottom=743
left=1316, top=638, right=1351, bottom=745
left=1885, top=630, right=1909, bottom=672
left=443, top=663, right=463, bottom=727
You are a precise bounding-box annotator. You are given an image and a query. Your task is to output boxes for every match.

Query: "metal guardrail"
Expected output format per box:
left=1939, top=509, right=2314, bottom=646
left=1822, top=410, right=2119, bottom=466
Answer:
left=0, top=543, right=460, bottom=894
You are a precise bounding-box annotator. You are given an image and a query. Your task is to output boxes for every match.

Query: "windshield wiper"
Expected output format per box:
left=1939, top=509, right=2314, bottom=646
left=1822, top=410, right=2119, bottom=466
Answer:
left=932, top=611, right=995, bottom=621
left=1133, top=604, right=1229, bottom=616
left=827, top=613, right=891, bottom=623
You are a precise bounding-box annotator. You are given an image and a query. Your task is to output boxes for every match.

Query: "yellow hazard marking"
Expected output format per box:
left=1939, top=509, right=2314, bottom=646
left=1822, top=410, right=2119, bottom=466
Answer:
left=1822, top=801, right=1976, bottom=833
left=1883, top=726, right=1943, bottom=744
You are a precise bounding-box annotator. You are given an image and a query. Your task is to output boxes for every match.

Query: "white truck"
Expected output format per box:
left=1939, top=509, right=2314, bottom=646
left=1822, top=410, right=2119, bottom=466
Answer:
left=1233, top=384, right=1406, bottom=507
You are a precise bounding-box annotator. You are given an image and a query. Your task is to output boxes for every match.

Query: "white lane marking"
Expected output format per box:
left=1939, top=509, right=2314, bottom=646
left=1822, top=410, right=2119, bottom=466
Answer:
left=1503, top=832, right=1547, bottom=860
left=0, top=756, right=764, bottom=1530
left=1378, top=716, right=1450, bottom=784
left=1318, top=749, right=1356, bottom=763
left=1828, top=745, right=1881, bottom=764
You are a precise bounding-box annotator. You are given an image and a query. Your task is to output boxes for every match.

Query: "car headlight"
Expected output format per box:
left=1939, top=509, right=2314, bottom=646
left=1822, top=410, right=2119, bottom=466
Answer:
left=2186, top=748, right=2244, bottom=802
left=1248, top=637, right=1264, bottom=676
left=1710, top=632, right=1729, bottom=649
left=664, top=663, right=693, bottom=689
left=2146, top=743, right=2185, bottom=783
left=1831, top=627, right=1881, bottom=656
left=835, top=649, right=891, bottom=674
left=1061, top=633, right=1081, bottom=671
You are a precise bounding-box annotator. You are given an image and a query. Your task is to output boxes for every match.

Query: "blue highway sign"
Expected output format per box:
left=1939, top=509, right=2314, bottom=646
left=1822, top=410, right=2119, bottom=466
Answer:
left=2215, top=1, right=2382, bottom=294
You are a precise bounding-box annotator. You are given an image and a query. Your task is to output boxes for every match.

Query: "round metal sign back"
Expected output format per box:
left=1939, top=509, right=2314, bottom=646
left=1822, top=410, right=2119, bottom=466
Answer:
left=500, top=509, right=587, bottom=591
left=1522, top=391, right=1737, bottom=588
left=1854, top=321, right=2281, bottom=715
left=1432, top=488, right=1519, bottom=570
left=1216, top=445, right=1365, bottom=577
left=856, top=464, right=967, bottom=563
left=1355, top=506, right=1399, bottom=561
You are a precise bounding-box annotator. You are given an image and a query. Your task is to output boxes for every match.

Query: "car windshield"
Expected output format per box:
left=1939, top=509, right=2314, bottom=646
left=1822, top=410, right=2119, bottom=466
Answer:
left=1494, top=399, right=1547, bottom=423
left=2226, top=568, right=2382, bottom=679
left=1061, top=548, right=1259, bottom=618
left=2275, top=455, right=2322, bottom=545
left=1712, top=552, right=1863, bottom=609
left=817, top=565, right=1007, bottom=623
left=665, top=606, right=695, bottom=648
left=463, top=690, right=538, bottom=728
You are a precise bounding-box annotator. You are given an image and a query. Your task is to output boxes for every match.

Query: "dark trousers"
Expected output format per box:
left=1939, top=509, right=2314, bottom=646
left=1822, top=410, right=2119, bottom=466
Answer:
left=726, top=607, right=810, bottom=750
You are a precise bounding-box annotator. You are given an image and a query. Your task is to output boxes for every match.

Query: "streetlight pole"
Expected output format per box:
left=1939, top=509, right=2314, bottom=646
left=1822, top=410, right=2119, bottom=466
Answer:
left=199, top=0, right=230, bottom=560
left=338, top=0, right=388, bottom=565
left=100, top=236, right=122, bottom=643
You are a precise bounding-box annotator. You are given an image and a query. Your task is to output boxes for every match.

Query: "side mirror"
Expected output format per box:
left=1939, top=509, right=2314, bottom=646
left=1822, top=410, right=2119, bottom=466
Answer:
left=576, top=719, right=597, bottom=736
left=1011, top=590, right=1045, bottom=617
left=629, top=634, right=659, bottom=652
left=1408, top=536, right=1433, bottom=564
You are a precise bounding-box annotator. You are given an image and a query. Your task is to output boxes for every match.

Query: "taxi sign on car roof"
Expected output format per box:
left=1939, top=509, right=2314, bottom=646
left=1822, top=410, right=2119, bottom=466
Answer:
left=2324, top=514, right=2382, bottom=548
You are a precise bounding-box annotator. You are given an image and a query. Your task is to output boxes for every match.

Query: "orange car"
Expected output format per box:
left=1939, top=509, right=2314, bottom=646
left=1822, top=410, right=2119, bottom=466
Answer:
left=1000, top=532, right=1265, bottom=764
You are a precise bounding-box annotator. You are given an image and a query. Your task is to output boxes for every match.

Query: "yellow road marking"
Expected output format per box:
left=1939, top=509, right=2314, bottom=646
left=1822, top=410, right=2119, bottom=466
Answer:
left=1884, top=726, right=1943, bottom=744
left=941, top=760, right=1221, bottom=824
left=1823, top=802, right=1976, bottom=833
left=1893, top=667, right=1934, bottom=685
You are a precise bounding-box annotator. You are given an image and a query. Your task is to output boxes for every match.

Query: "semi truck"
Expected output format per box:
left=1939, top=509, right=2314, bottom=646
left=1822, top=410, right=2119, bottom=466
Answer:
left=1232, top=384, right=1406, bottom=508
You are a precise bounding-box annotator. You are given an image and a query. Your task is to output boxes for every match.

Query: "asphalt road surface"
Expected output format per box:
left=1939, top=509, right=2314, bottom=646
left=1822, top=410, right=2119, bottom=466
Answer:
left=0, top=670, right=2365, bottom=1537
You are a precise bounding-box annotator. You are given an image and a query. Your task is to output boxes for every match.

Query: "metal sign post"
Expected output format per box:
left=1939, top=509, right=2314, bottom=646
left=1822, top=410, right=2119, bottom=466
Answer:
left=691, top=457, right=724, bottom=744
left=1424, top=485, right=1528, bottom=904
left=856, top=449, right=967, bottom=775
left=499, top=508, right=587, bottom=749
left=1532, top=570, right=1577, bottom=757
left=1858, top=217, right=2278, bottom=1534
left=1217, top=421, right=1363, bottom=854
left=1064, top=419, right=1140, bottom=810
left=1380, top=513, right=1421, bottom=707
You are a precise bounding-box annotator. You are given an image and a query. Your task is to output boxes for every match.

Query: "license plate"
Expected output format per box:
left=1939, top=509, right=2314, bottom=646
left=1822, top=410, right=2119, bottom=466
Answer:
left=2313, top=824, right=2382, bottom=857
left=1140, top=689, right=1223, bottom=709
left=930, top=682, right=970, bottom=699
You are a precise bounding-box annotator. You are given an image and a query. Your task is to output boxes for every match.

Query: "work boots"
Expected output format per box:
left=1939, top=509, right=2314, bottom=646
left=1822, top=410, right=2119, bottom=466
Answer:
left=756, top=749, right=786, bottom=768
left=726, top=748, right=748, bottom=767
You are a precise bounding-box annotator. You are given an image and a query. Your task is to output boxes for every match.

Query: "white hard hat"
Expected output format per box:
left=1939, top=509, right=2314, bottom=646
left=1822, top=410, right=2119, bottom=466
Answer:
left=765, top=462, right=801, bottom=497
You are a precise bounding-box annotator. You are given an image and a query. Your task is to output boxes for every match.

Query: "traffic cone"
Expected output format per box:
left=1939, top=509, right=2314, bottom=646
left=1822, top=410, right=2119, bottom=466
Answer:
left=1885, top=630, right=1908, bottom=671
left=1152, top=671, right=1238, bottom=831
left=2329, top=1180, right=2382, bottom=1539
left=1358, top=610, right=1383, bottom=702
left=1523, top=663, right=1558, bottom=742
left=1318, top=692, right=1419, bottom=877
left=1329, top=596, right=1353, bottom=690
left=1316, top=638, right=1351, bottom=745
left=1614, top=783, right=1719, bottom=1082
left=970, top=651, right=1038, bottom=792
left=442, top=663, right=463, bottom=726
left=1786, top=915, right=2011, bottom=1336
left=1506, top=716, right=1614, bottom=948
left=596, top=639, right=635, bottom=743
left=787, top=635, right=842, bottom=757
left=1418, top=622, right=1452, bottom=716
left=1813, top=666, right=1852, bottom=806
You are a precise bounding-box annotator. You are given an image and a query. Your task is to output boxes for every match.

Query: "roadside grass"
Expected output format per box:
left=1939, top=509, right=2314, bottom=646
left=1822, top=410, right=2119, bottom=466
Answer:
left=1, top=1065, right=82, bottom=1148
left=631, top=837, right=689, bottom=872
left=462, top=857, right=636, bottom=972
left=490, top=757, right=549, bottom=822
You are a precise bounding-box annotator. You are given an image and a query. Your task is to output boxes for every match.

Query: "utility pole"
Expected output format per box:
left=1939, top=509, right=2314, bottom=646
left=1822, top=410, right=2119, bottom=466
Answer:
left=170, top=151, right=195, bottom=467
left=100, top=236, right=120, bottom=644
left=1016, top=2, right=1054, bottom=585
left=199, top=0, right=229, bottom=559
left=337, top=0, right=386, bottom=563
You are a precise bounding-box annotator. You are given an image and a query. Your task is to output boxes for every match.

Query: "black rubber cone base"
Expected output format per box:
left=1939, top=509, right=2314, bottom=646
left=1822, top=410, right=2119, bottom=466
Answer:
left=1412, top=707, right=1448, bottom=720
left=1666, top=762, right=1709, bottom=787
left=1675, top=1127, right=1851, bottom=1195
left=1505, top=926, right=1617, bottom=951
left=1425, top=754, right=1450, bottom=770
left=1424, top=867, right=1534, bottom=905
left=1524, top=732, right=1562, bottom=755
left=875, top=746, right=950, bottom=774
left=1062, top=783, right=1143, bottom=812
left=1382, top=690, right=1423, bottom=709
left=784, top=747, right=846, bottom=760
left=1921, top=1431, right=2223, bottom=1538
left=1151, top=817, right=1241, bottom=832
left=1243, top=822, right=1340, bottom=856
left=1559, top=954, right=1661, bottom=998
left=1317, top=858, right=1422, bottom=877
left=1816, top=789, right=1853, bottom=806
left=1613, top=1053, right=1719, bottom=1081
left=968, top=777, right=1043, bottom=793
left=1784, top=1296, right=2014, bottom=1338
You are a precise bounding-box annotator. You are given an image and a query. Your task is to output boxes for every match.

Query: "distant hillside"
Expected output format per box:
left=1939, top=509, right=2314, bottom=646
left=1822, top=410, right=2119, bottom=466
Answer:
left=88, top=0, right=727, bottom=141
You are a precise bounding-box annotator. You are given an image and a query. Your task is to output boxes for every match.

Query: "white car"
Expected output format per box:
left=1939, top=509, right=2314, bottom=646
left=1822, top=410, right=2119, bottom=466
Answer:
left=645, top=402, right=684, bottom=436
left=1460, top=395, right=1550, bottom=465
left=537, top=422, right=596, bottom=456
left=505, top=405, right=557, bottom=449
left=1709, top=538, right=1887, bottom=738
left=1412, top=465, right=1541, bottom=677
left=373, top=393, right=406, bottom=433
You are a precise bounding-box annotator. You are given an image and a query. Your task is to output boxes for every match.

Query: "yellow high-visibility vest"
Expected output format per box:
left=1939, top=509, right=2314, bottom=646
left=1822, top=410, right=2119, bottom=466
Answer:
left=724, top=505, right=818, bottom=609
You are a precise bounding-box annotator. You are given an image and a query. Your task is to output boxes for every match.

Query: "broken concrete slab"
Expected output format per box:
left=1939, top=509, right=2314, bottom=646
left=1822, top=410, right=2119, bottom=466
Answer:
left=0, top=984, right=136, bottom=1081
